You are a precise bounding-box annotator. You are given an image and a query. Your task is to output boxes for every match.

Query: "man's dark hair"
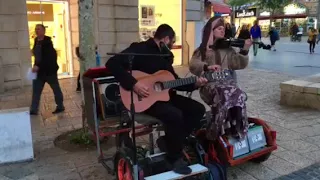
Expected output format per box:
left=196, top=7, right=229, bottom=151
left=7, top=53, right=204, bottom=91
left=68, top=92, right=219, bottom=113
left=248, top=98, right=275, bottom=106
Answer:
left=154, top=24, right=175, bottom=40
left=36, top=24, right=46, bottom=31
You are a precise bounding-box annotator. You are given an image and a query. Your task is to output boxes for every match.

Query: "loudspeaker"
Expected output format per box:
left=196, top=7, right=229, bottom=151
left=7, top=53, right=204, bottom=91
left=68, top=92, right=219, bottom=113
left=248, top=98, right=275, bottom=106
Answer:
left=98, top=76, right=123, bottom=118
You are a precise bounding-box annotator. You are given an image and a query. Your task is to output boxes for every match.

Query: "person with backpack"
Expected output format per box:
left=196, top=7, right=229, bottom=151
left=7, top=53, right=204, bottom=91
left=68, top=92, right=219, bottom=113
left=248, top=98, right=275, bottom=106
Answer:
left=30, top=24, right=65, bottom=115
left=268, top=27, right=279, bottom=51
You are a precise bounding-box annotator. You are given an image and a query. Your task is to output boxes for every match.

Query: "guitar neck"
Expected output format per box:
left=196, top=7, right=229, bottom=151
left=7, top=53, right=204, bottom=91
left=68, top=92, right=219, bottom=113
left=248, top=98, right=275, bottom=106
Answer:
left=161, top=70, right=230, bottom=90
left=162, top=76, right=197, bottom=89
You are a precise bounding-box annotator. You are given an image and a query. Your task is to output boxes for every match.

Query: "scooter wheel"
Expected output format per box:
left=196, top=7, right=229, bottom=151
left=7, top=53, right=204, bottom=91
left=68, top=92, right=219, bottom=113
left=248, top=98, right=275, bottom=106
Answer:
left=114, top=147, right=144, bottom=180
left=251, top=152, right=272, bottom=163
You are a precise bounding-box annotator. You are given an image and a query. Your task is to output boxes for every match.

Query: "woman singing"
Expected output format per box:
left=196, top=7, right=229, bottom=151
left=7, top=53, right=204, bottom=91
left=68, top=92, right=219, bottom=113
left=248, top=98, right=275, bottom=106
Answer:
left=189, top=17, right=252, bottom=141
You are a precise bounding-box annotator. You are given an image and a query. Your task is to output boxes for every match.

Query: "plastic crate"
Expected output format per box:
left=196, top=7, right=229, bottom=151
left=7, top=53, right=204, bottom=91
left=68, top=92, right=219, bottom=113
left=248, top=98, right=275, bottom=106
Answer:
left=247, top=125, right=267, bottom=151
left=228, top=136, right=249, bottom=158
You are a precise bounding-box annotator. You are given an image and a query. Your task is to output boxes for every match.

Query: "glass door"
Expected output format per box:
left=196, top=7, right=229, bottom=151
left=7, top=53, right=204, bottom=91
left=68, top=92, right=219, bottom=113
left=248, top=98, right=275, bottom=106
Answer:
left=27, top=0, right=70, bottom=76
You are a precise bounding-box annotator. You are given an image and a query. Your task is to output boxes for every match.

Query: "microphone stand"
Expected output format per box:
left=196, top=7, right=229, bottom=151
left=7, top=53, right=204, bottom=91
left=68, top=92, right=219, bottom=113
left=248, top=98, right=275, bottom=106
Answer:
left=107, top=52, right=170, bottom=180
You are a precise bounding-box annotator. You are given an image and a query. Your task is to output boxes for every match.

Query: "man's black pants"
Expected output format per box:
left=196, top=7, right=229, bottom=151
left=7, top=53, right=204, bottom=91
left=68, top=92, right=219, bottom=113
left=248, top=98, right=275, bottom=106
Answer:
left=145, top=94, right=205, bottom=162
left=31, top=74, right=64, bottom=112
left=77, top=72, right=81, bottom=89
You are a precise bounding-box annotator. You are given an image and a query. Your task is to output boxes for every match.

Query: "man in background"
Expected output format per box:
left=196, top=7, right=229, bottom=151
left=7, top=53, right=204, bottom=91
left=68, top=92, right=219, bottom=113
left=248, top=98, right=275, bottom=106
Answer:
left=30, top=24, right=65, bottom=115
left=231, top=23, right=236, bottom=38
left=250, top=20, right=262, bottom=56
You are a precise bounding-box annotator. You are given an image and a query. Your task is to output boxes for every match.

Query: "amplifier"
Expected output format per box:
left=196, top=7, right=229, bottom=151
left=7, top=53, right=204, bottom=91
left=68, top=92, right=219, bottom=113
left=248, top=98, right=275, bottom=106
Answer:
left=98, top=76, right=123, bottom=118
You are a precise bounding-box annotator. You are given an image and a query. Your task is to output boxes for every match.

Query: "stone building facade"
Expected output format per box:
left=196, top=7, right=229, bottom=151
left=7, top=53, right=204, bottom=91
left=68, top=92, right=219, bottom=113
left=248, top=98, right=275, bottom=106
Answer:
left=0, top=0, right=30, bottom=93
left=0, top=0, right=204, bottom=93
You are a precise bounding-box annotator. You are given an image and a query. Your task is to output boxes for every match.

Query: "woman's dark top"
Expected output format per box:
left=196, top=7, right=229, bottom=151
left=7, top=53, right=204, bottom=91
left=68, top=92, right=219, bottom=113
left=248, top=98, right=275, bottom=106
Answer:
left=225, top=28, right=233, bottom=39
left=238, top=30, right=251, bottom=40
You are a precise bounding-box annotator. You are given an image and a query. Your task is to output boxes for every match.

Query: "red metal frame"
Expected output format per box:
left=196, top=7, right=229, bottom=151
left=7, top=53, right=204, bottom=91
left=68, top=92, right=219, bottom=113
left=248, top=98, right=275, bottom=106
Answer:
left=197, top=117, right=277, bottom=167
left=84, top=67, right=277, bottom=170
left=84, top=67, right=160, bottom=164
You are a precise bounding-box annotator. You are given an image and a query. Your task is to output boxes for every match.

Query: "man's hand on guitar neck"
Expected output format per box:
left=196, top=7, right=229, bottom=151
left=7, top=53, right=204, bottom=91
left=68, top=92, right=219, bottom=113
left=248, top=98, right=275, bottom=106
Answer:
left=133, top=81, right=150, bottom=97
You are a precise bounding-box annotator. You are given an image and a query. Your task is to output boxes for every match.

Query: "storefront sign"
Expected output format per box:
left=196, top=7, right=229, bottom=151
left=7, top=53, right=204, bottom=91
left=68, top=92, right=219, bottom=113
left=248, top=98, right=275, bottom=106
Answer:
left=235, top=8, right=256, bottom=18
left=27, top=4, right=54, bottom=21
left=260, top=11, right=270, bottom=17
left=284, top=3, right=306, bottom=15
left=140, top=5, right=155, bottom=26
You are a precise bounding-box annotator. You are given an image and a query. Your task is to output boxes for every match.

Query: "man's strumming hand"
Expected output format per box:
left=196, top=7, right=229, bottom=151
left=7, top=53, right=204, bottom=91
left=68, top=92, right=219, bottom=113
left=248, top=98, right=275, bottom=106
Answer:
left=133, top=82, right=149, bottom=97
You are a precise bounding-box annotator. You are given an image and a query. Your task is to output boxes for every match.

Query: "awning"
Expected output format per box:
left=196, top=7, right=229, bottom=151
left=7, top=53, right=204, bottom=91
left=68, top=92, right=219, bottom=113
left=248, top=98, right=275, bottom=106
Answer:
left=258, top=14, right=307, bottom=20
left=208, top=0, right=231, bottom=14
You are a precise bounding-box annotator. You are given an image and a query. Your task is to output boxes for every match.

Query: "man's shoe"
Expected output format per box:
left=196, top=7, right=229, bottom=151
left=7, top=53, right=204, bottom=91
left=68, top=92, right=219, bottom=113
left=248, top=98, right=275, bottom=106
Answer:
left=30, top=110, right=38, bottom=115
left=170, top=158, right=192, bottom=175
left=52, top=108, right=65, bottom=114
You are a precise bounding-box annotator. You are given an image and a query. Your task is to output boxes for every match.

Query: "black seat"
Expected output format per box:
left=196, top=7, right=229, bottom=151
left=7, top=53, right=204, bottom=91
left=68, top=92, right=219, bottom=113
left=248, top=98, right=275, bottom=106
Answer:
left=129, top=113, right=162, bottom=126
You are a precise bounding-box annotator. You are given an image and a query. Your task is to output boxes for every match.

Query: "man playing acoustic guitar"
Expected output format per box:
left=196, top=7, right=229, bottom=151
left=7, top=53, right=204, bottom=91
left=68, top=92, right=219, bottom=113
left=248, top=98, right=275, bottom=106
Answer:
left=106, top=24, right=207, bottom=175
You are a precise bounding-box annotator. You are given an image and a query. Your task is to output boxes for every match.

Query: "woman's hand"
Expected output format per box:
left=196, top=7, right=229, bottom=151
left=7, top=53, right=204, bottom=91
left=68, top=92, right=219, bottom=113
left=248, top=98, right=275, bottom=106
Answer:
left=243, top=39, right=253, bottom=51
left=207, top=65, right=221, bottom=71
left=195, top=77, right=208, bottom=87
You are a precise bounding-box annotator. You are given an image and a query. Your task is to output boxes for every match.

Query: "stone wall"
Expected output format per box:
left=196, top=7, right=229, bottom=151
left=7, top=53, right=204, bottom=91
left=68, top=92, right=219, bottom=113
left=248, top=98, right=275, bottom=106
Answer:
left=280, top=79, right=320, bottom=110
left=69, top=0, right=139, bottom=72
left=99, top=0, right=139, bottom=65
left=0, top=0, right=31, bottom=92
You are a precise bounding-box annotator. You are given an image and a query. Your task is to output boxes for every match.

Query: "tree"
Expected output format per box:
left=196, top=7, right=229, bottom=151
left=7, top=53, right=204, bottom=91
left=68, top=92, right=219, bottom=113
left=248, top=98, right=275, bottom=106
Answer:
left=78, top=0, right=96, bottom=133
left=257, top=0, right=291, bottom=19
left=228, top=0, right=254, bottom=7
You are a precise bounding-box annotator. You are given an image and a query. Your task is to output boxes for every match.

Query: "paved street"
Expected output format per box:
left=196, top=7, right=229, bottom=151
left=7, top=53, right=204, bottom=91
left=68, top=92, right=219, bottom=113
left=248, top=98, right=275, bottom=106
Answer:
left=248, top=37, right=320, bottom=77
left=0, top=43, right=320, bottom=179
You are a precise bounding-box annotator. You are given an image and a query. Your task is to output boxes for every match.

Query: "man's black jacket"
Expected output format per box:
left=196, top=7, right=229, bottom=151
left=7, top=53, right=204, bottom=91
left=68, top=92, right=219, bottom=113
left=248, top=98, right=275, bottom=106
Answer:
left=105, top=38, right=196, bottom=92
left=33, top=36, right=58, bottom=76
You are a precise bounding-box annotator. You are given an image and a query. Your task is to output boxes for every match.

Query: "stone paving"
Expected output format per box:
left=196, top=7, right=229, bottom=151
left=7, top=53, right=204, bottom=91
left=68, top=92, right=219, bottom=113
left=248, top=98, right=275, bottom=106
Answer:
left=0, top=67, right=320, bottom=180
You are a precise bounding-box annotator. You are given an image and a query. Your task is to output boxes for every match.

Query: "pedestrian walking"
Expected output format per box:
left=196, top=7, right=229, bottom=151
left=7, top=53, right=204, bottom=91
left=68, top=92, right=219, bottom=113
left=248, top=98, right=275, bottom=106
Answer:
left=250, top=20, right=262, bottom=56
left=308, top=28, right=318, bottom=54
left=267, top=27, right=279, bottom=51
left=317, top=28, right=320, bottom=44
left=30, top=24, right=65, bottom=115
left=231, top=23, right=236, bottom=38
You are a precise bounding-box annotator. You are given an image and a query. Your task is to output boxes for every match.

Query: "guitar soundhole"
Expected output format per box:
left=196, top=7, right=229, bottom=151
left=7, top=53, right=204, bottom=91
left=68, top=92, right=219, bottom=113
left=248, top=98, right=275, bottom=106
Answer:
left=154, top=82, right=164, bottom=92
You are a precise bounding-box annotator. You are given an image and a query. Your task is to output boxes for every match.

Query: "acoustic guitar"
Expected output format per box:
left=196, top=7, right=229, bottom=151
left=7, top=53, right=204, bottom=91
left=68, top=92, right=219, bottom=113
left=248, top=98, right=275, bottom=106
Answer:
left=120, top=70, right=231, bottom=112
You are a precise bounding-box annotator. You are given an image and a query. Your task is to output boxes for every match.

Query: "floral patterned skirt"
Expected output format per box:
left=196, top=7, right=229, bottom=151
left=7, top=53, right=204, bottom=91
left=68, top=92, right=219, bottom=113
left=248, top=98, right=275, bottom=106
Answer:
left=200, top=79, right=248, bottom=141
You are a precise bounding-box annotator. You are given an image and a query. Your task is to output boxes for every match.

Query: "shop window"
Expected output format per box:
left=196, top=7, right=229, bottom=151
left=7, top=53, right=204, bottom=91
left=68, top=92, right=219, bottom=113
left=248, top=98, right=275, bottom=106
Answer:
left=27, top=1, right=70, bottom=76
left=138, top=0, right=182, bottom=66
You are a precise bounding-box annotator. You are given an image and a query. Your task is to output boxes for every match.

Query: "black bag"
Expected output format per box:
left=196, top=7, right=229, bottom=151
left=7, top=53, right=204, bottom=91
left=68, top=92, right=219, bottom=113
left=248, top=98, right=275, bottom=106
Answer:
left=207, top=161, right=227, bottom=180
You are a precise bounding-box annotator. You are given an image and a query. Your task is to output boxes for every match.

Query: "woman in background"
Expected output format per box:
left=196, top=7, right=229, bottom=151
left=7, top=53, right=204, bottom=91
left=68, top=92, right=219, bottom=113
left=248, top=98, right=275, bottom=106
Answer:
left=308, top=28, right=318, bottom=54
left=238, top=24, right=251, bottom=40
left=268, top=27, right=279, bottom=51
left=225, top=23, right=233, bottom=39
